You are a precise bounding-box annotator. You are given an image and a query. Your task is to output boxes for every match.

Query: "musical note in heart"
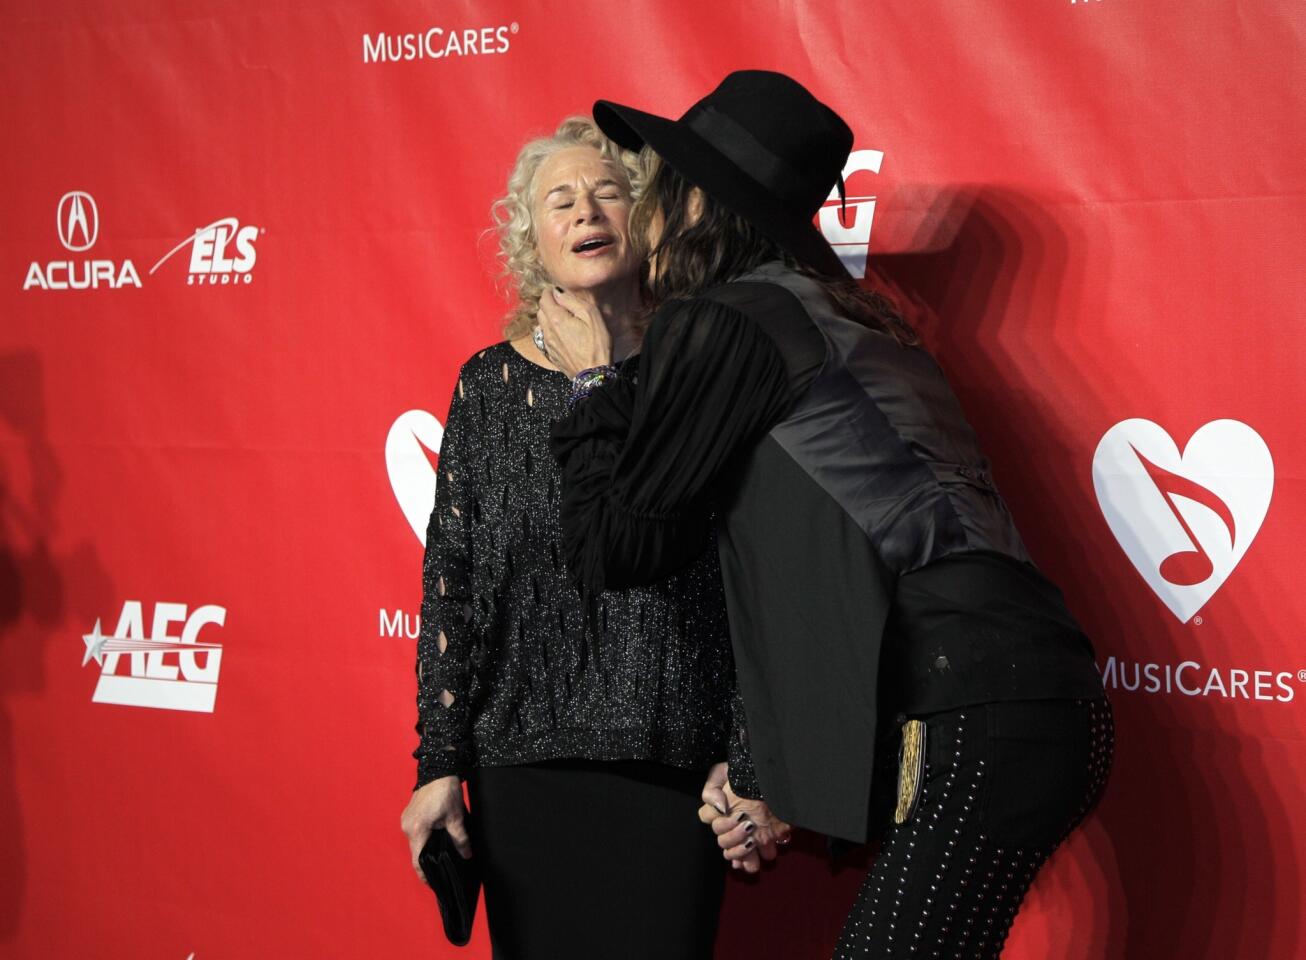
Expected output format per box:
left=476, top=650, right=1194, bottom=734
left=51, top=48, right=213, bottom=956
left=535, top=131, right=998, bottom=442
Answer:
left=1129, top=446, right=1237, bottom=586
left=1093, top=420, right=1273, bottom=623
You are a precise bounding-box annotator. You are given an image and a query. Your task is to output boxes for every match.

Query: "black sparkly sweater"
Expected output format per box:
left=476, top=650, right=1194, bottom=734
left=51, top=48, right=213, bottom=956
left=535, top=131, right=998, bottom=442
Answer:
left=414, top=342, right=754, bottom=790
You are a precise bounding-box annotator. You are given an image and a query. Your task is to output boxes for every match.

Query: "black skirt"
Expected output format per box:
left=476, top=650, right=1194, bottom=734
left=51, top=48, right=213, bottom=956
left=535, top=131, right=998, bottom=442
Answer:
left=466, top=759, right=726, bottom=960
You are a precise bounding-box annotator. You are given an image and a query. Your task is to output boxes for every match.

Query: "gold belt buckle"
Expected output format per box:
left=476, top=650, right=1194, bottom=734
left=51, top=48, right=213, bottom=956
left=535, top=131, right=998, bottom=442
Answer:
left=894, top=719, right=926, bottom=825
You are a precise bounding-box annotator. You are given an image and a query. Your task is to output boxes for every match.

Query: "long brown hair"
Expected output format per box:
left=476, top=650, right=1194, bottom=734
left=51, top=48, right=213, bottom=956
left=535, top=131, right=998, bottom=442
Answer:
left=630, top=150, right=916, bottom=344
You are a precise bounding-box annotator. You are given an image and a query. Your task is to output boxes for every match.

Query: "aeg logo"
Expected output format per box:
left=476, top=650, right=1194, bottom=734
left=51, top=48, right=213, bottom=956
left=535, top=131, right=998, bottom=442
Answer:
left=23, top=191, right=142, bottom=291
left=1092, top=419, right=1273, bottom=622
left=386, top=409, right=443, bottom=545
left=817, top=149, right=884, bottom=279
left=82, top=601, right=227, bottom=713
left=149, top=217, right=262, bottom=285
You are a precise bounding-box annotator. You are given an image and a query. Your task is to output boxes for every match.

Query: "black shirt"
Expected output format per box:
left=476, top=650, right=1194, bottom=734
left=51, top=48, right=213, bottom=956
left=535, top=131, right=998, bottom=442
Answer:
left=413, top=343, right=742, bottom=788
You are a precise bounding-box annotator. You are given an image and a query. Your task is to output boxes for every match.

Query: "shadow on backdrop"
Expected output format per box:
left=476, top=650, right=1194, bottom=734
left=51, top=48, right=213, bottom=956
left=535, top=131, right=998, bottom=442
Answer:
left=0, top=352, right=113, bottom=942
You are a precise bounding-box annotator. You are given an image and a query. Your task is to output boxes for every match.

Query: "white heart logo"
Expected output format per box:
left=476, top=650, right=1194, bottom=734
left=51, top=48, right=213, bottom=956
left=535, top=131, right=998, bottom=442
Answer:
left=385, top=409, right=444, bottom=545
left=1092, top=419, right=1273, bottom=623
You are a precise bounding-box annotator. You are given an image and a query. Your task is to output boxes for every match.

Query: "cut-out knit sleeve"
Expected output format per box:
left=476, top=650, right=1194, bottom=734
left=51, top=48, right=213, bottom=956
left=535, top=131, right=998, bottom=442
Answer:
left=413, top=365, right=480, bottom=787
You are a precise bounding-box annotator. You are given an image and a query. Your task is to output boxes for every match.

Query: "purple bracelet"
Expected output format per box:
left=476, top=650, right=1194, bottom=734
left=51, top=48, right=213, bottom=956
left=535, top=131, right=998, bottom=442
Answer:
left=567, top=364, right=621, bottom=409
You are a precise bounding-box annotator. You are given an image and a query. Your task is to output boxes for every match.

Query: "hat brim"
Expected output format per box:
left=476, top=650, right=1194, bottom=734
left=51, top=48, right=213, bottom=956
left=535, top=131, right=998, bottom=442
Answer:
left=594, top=99, right=850, bottom=279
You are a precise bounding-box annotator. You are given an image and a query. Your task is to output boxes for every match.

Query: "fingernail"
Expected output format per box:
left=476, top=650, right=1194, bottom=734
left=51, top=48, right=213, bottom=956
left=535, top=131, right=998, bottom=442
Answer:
left=712, top=803, right=727, bottom=815
left=744, top=838, right=755, bottom=850
left=554, top=285, right=564, bottom=293
left=735, top=812, right=749, bottom=823
left=743, top=821, right=756, bottom=834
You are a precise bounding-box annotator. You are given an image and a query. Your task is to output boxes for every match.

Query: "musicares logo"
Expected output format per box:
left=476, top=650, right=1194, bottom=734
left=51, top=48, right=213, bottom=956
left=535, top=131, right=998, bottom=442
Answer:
left=380, top=410, right=441, bottom=640
left=386, top=409, right=443, bottom=545
left=362, top=23, right=518, bottom=64
left=1092, top=419, right=1273, bottom=623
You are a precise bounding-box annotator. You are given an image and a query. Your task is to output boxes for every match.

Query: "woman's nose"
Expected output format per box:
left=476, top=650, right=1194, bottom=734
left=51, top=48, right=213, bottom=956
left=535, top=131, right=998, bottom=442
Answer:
left=574, top=196, right=604, bottom=224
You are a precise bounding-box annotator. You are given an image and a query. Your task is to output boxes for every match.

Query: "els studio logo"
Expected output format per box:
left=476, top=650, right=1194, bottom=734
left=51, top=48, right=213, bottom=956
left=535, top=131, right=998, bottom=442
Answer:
left=386, top=409, right=443, bottom=545
left=818, top=149, right=883, bottom=279
left=150, top=217, right=263, bottom=285
left=82, top=601, right=227, bottom=713
left=23, top=191, right=142, bottom=291
left=1092, top=419, right=1273, bottom=623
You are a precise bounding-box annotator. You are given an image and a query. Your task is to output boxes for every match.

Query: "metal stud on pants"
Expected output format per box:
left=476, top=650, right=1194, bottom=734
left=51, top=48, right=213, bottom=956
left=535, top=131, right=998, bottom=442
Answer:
left=832, top=700, right=1114, bottom=959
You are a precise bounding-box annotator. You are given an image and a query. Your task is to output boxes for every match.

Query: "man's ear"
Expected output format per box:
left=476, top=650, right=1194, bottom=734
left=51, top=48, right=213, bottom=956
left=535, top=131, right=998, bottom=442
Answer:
left=686, top=187, right=706, bottom=227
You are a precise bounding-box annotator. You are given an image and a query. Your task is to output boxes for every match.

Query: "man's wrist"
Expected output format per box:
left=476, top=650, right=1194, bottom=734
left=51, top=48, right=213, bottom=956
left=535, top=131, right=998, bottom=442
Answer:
left=568, top=364, right=621, bottom=408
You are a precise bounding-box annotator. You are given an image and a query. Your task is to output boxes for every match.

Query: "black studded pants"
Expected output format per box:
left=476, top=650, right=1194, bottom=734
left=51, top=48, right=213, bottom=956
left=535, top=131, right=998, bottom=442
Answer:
left=833, top=698, right=1114, bottom=959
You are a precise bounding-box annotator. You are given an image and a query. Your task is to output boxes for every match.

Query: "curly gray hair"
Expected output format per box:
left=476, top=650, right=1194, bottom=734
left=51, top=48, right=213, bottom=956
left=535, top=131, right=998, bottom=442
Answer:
left=492, top=116, right=642, bottom=340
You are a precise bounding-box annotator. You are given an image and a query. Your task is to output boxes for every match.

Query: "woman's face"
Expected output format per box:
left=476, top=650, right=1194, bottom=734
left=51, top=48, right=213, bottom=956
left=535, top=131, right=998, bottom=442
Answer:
left=532, top=146, right=639, bottom=294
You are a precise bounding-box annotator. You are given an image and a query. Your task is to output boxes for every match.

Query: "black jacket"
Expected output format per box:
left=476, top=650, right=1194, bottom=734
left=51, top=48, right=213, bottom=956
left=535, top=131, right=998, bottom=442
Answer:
left=551, top=262, right=1099, bottom=842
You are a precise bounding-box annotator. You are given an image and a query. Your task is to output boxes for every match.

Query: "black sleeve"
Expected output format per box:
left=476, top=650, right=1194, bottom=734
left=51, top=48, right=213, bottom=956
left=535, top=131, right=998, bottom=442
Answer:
left=727, top=683, right=762, bottom=799
left=550, top=296, right=795, bottom=593
left=413, top=365, right=480, bottom=787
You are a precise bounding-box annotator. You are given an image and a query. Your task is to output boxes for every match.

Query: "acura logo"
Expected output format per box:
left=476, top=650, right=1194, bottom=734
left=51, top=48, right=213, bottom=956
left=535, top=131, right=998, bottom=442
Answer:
left=57, top=191, right=99, bottom=252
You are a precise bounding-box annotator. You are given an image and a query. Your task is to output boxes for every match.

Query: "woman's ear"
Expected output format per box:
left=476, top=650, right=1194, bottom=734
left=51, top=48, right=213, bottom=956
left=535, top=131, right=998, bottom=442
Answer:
left=686, top=187, right=705, bottom=227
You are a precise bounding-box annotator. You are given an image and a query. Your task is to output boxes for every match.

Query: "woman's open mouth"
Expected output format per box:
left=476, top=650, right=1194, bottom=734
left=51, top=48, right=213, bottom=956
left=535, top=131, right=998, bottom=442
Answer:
left=572, top=234, right=616, bottom=257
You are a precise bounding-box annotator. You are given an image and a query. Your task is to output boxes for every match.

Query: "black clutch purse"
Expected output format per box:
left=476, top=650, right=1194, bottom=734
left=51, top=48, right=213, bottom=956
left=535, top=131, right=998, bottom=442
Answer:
left=417, top=826, right=482, bottom=946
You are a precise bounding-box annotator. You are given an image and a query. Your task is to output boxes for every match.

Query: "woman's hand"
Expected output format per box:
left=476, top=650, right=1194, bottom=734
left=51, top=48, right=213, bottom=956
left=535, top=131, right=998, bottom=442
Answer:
left=401, top=775, right=472, bottom=882
left=536, top=287, right=612, bottom=379
left=698, top=763, right=793, bottom=874
left=712, top=791, right=793, bottom=874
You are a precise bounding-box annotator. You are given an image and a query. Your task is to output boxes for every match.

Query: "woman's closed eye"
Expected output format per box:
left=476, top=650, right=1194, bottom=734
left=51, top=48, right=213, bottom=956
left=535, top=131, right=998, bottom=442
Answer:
left=555, top=193, right=622, bottom=210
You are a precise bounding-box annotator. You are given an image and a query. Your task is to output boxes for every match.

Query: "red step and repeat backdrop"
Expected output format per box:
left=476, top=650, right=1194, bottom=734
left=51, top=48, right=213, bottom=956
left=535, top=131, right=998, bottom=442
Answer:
left=2, top=1, right=1303, bottom=957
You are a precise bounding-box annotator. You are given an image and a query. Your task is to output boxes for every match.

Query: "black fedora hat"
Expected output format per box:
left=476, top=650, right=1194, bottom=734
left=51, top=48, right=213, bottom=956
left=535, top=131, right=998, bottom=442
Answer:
left=594, top=70, right=853, bottom=278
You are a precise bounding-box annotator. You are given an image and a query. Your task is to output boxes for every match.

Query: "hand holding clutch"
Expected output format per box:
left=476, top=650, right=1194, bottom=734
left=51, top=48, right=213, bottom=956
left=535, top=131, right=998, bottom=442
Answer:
left=418, top=825, right=482, bottom=946
left=402, top=776, right=479, bottom=945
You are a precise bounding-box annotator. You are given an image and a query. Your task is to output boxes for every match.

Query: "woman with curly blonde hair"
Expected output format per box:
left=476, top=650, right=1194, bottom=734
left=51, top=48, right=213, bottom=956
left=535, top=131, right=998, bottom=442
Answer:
left=400, top=116, right=742, bottom=959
